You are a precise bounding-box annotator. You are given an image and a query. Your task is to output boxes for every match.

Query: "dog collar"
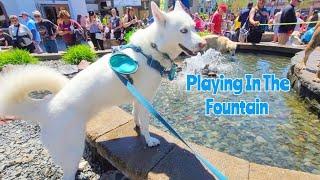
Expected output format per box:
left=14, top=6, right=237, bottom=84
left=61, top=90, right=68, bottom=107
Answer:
left=114, top=44, right=177, bottom=81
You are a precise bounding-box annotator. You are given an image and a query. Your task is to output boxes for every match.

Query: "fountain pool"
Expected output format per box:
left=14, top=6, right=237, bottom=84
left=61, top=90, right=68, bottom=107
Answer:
left=122, top=49, right=320, bottom=174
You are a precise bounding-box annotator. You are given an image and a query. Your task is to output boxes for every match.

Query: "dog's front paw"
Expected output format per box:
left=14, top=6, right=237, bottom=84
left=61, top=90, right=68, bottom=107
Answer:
left=146, top=137, right=160, bottom=147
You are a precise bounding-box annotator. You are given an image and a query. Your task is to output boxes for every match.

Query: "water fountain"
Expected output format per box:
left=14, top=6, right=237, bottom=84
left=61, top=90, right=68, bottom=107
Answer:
left=150, top=49, right=320, bottom=174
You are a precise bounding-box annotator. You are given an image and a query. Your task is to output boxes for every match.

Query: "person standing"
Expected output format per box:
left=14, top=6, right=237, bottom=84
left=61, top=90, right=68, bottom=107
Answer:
left=0, top=29, right=12, bottom=47
left=80, top=15, right=89, bottom=41
left=307, top=10, right=319, bottom=30
left=110, top=8, right=122, bottom=41
left=57, top=10, right=83, bottom=47
left=209, top=3, right=228, bottom=35
left=9, top=15, right=35, bottom=53
left=239, top=2, right=254, bottom=28
left=123, top=7, right=138, bottom=33
left=87, top=11, right=104, bottom=50
left=295, top=10, right=304, bottom=32
left=20, top=12, right=42, bottom=53
left=273, top=11, right=282, bottom=42
left=247, top=0, right=269, bottom=43
left=278, top=0, right=301, bottom=45
left=32, top=11, right=58, bottom=53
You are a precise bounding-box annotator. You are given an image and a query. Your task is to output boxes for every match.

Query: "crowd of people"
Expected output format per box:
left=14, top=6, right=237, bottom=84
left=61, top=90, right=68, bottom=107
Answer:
left=194, top=0, right=319, bottom=45
left=0, top=0, right=319, bottom=54
left=0, top=7, right=154, bottom=53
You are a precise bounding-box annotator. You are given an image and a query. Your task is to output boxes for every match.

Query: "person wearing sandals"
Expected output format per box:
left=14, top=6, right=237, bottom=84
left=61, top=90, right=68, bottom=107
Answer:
left=8, top=15, right=35, bottom=53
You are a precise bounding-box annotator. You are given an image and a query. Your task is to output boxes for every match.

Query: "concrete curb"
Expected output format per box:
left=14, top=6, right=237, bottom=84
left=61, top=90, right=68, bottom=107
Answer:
left=236, top=42, right=305, bottom=57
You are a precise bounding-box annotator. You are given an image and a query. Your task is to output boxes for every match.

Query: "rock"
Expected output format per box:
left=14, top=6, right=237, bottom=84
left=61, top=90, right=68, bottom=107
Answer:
left=201, top=64, right=210, bottom=76
left=312, top=169, right=320, bottom=174
left=1, top=64, right=15, bottom=74
left=176, top=66, right=183, bottom=72
left=0, top=165, right=5, bottom=171
left=100, top=170, right=128, bottom=180
left=256, top=136, right=267, bottom=143
left=57, top=65, right=79, bottom=75
left=78, top=161, right=88, bottom=171
left=207, top=72, right=217, bottom=78
left=78, top=60, right=91, bottom=71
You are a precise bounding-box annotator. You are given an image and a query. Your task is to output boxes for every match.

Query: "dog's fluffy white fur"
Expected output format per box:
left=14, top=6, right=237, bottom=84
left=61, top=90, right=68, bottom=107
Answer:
left=0, top=1, right=205, bottom=179
left=205, top=34, right=237, bottom=56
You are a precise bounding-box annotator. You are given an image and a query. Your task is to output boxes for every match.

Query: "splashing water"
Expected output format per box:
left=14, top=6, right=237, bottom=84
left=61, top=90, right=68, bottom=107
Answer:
left=176, top=49, right=235, bottom=85
left=122, top=50, right=320, bottom=174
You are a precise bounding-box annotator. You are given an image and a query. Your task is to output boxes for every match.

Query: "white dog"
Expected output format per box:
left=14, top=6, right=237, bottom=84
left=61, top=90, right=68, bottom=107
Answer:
left=0, top=1, right=206, bottom=179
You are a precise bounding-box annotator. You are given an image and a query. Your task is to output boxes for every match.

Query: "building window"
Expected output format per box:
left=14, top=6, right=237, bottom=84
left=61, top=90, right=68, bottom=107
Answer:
left=0, top=2, right=8, bottom=28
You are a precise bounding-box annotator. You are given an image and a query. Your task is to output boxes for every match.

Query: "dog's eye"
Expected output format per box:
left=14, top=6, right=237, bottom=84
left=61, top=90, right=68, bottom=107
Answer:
left=180, top=28, right=188, bottom=34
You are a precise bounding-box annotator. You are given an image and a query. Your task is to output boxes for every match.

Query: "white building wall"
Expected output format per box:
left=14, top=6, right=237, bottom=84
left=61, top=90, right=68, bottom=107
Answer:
left=68, top=0, right=88, bottom=18
left=2, top=0, right=88, bottom=20
left=2, top=0, right=36, bottom=17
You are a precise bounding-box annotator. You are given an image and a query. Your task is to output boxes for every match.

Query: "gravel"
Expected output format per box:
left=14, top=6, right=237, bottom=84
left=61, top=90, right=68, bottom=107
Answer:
left=0, top=61, right=128, bottom=180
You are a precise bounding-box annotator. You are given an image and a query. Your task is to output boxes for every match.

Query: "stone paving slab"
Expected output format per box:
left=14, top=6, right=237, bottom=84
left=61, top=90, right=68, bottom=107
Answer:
left=148, top=145, right=215, bottom=180
left=191, top=143, right=249, bottom=180
left=86, top=106, right=133, bottom=145
left=249, top=163, right=320, bottom=180
left=95, top=121, right=175, bottom=180
left=148, top=141, right=249, bottom=180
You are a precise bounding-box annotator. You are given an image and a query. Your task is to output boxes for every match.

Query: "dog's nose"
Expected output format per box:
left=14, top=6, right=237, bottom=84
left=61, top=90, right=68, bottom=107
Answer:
left=198, top=41, right=207, bottom=49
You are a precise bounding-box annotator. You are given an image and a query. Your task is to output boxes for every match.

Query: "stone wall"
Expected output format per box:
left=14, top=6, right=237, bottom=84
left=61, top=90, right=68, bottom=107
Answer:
left=287, top=51, right=320, bottom=116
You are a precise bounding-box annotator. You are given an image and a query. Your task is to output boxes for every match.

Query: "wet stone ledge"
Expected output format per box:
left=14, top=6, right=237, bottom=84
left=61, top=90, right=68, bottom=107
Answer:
left=85, top=107, right=320, bottom=180
left=287, top=49, right=320, bottom=116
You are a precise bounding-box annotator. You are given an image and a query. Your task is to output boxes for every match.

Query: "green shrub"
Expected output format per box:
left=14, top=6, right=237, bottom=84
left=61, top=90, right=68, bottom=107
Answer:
left=124, top=28, right=137, bottom=43
left=199, top=13, right=209, bottom=21
left=198, top=30, right=212, bottom=37
left=62, top=44, right=96, bottom=64
left=0, top=49, right=39, bottom=69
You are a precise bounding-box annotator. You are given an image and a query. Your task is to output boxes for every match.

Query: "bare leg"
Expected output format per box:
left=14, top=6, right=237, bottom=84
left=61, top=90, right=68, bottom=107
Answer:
left=297, top=26, right=320, bottom=71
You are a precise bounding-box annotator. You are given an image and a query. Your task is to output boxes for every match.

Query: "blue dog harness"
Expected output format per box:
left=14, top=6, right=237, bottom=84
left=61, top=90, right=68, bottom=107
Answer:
left=110, top=44, right=177, bottom=81
left=109, top=44, right=227, bottom=180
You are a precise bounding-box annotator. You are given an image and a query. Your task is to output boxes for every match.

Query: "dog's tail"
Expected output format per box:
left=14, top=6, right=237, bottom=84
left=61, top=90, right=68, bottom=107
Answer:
left=0, top=66, right=69, bottom=121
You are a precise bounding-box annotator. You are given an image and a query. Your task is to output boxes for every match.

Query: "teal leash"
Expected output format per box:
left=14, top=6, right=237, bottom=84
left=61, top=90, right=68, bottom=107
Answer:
left=113, top=72, right=227, bottom=180
left=110, top=44, right=227, bottom=179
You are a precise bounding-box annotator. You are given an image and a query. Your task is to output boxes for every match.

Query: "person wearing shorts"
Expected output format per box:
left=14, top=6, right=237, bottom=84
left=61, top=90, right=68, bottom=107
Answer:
left=278, top=0, right=301, bottom=45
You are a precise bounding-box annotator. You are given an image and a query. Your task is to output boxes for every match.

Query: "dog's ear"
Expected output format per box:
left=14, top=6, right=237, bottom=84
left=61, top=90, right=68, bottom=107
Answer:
left=151, top=1, right=166, bottom=26
left=174, top=0, right=184, bottom=12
